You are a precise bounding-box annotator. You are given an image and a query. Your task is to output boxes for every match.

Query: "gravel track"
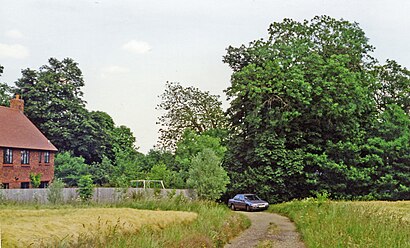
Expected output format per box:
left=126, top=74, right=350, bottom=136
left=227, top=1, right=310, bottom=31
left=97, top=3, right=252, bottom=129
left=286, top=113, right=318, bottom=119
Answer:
left=225, top=211, right=305, bottom=248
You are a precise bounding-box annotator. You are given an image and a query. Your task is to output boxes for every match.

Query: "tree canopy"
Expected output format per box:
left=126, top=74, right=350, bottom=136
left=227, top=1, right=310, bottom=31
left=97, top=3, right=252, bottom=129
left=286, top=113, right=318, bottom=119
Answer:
left=156, top=82, right=227, bottom=150
left=13, top=58, right=137, bottom=164
left=223, top=16, right=410, bottom=202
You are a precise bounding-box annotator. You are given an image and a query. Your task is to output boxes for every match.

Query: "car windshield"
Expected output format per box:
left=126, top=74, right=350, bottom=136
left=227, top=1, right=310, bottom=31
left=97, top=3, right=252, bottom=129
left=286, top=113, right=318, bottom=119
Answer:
left=244, top=194, right=260, bottom=201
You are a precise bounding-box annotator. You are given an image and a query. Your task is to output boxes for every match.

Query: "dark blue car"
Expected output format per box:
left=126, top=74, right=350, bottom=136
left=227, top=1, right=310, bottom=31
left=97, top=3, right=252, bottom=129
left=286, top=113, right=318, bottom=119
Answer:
left=228, top=194, right=269, bottom=211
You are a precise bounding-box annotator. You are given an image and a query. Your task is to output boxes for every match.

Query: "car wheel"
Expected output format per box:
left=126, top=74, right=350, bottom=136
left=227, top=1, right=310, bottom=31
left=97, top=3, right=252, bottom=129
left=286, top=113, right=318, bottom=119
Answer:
left=246, top=205, right=250, bottom=212
left=230, top=204, right=236, bottom=211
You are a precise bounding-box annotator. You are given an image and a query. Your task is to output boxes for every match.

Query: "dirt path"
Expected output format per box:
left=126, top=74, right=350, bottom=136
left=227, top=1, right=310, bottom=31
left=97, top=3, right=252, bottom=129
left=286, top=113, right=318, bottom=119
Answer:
left=225, top=211, right=305, bottom=248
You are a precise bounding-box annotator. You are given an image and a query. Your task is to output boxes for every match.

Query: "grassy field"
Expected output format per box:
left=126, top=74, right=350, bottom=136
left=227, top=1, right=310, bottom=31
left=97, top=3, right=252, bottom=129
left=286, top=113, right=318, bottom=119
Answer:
left=0, top=197, right=249, bottom=247
left=270, top=199, right=410, bottom=248
left=0, top=208, right=197, bottom=247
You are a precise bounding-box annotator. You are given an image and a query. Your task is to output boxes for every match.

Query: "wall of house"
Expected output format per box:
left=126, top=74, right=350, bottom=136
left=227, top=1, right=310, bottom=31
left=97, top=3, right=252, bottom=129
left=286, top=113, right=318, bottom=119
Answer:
left=0, top=148, right=55, bottom=189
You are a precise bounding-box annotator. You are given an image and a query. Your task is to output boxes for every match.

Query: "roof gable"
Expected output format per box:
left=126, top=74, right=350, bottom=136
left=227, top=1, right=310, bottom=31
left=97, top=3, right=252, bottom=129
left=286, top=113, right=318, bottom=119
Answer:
left=0, top=106, right=58, bottom=151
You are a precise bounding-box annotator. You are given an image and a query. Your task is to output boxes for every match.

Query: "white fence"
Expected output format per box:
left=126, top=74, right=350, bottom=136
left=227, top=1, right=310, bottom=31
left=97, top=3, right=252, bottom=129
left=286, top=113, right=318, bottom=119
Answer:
left=0, top=188, right=196, bottom=204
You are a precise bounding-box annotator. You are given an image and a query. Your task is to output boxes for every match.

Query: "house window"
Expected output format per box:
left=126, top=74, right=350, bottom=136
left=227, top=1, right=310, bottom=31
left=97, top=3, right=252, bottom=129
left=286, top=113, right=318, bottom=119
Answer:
left=21, top=150, right=30, bottom=164
left=44, top=151, right=50, bottom=163
left=2, top=183, right=9, bottom=189
left=39, top=181, right=49, bottom=188
left=3, top=148, right=13, bottom=164
left=39, top=151, right=43, bottom=163
left=21, top=182, right=30, bottom=189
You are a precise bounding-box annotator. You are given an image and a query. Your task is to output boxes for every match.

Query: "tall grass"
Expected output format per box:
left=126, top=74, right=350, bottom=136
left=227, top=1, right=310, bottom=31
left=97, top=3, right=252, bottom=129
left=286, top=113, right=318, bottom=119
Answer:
left=270, top=199, right=410, bottom=248
left=0, top=194, right=250, bottom=247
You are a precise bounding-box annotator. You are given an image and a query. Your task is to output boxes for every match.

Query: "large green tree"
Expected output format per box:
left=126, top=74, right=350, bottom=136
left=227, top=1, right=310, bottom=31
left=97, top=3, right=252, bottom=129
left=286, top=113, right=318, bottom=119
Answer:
left=14, top=58, right=137, bottom=164
left=15, top=58, right=92, bottom=160
left=156, top=82, right=227, bottom=150
left=223, top=16, right=382, bottom=202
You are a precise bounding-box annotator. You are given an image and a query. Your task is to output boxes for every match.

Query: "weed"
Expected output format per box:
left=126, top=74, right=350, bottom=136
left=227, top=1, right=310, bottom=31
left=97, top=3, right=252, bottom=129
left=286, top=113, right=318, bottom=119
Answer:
left=257, top=240, right=274, bottom=248
left=77, top=175, right=94, bottom=202
left=47, top=179, right=65, bottom=204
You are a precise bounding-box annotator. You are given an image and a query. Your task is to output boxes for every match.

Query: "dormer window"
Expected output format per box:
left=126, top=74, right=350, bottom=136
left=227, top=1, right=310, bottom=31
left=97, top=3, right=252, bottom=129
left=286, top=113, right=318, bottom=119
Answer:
left=3, top=148, right=13, bottom=164
left=21, top=150, right=30, bottom=164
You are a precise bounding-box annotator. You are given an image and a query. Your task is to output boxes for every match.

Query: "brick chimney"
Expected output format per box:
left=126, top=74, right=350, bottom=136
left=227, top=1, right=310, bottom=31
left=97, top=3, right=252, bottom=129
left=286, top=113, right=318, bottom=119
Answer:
left=10, top=94, right=24, bottom=112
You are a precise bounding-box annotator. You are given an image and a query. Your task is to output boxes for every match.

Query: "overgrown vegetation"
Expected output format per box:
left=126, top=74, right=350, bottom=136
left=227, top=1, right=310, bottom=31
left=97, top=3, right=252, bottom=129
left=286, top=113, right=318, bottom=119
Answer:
left=0, top=197, right=249, bottom=247
left=47, top=179, right=65, bottom=204
left=187, top=148, right=230, bottom=201
left=223, top=15, right=410, bottom=202
left=29, top=173, right=42, bottom=188
left=269, top=200, right=410, bottom=247
left=77, top=175, right=94, bottom=202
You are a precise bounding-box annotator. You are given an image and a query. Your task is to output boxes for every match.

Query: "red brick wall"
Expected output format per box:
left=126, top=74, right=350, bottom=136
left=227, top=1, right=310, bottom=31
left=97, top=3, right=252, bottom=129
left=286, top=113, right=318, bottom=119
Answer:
left=0, top=148, right=55, bottom=189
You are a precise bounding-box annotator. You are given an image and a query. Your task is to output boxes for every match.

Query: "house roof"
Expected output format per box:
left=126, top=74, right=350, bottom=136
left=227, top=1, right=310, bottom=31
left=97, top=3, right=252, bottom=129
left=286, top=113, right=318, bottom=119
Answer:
left=0, top=106, right=58, bottom=151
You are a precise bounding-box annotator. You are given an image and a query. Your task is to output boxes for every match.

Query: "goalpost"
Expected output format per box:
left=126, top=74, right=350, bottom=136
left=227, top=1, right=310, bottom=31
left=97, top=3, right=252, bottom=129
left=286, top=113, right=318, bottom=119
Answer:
left=130, top=180, right=165, bottom=189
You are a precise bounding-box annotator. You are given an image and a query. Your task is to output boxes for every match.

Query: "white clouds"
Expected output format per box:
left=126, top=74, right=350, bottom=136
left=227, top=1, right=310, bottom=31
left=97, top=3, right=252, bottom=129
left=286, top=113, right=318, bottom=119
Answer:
left=101, top=65, right=130, bottom=78
left=0, top=43, right=29, bottom=59
left=5, top=29, right=24, bottom=39
left=122, top=40, right=152, bottom=54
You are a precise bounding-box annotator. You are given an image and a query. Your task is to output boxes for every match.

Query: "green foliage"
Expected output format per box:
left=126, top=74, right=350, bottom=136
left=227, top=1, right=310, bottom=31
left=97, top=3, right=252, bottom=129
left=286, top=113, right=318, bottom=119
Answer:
left=374, top=60, right=410, bottom=113
left=29, top=173, right=42, bottom=188
left=157, top=82, right=227, bottom=150
left=77, top=175, right=94, bottom=202
left=47, top=179, right=65, bottom=204
left=147, top=164, right=171, bottom=184
left=143, top=149, right=177, bottom=172
left=187, top=149, right=230, bottom=201
left=112, top=125, right=138, bottom=155
left=175, top=129, right=227, bottom=184
left=0, top=83, right=12, bottom=107
left=223, top=15, right=410, bottom=202
left=54, top=152, right=89, bottom=187
left=110, top=150, right=145, bottom=187
left=368, top=104, right=410, bottom=200
left=140, top=149, right=184, bottom=189
left=0, top=65, right=11, bottom=106
left=13, top=58, right=138, bottom=164
left=88, top=156, right=115, bottom=186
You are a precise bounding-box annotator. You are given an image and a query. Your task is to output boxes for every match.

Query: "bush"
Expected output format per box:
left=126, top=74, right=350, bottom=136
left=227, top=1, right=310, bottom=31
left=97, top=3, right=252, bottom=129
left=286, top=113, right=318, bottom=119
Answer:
left=30, top=173, right=42, bottom=188
left=187, top=148, right=230, bottom=201
left=55, top=152, right=89, bottom=187
left=77, top=175, right=94, bottom=202
left=47, top=179, right=65, bottom=204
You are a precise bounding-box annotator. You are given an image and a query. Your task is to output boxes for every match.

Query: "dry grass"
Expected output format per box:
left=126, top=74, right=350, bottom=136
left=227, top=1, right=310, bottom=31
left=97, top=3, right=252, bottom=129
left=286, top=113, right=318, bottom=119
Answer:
left=0, top=208, right=197, bottom=247
left=350, top=201, right=410, bottom=222
left=270, top=200, right=410, bottom=248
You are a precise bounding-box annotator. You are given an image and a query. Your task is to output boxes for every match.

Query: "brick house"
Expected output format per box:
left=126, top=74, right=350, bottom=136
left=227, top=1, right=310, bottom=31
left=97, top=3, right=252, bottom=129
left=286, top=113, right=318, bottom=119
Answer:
left=0, top=95, right=57, bottom=189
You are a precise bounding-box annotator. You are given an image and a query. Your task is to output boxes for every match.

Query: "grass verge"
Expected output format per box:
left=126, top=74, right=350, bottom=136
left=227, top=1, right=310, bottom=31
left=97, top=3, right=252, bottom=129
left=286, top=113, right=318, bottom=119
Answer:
left=269, top=199, right=410, bottom=248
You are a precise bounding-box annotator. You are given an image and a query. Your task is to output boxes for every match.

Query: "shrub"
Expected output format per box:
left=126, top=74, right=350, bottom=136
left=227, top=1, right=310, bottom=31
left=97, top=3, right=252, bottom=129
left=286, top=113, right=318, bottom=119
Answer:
left=47, top=179, right=65, bottom=204
left=30, top=173, right=42, bottom=188
left=187, top=148, right=230, bottom=201
left=77, top=175, right=94, bottom=202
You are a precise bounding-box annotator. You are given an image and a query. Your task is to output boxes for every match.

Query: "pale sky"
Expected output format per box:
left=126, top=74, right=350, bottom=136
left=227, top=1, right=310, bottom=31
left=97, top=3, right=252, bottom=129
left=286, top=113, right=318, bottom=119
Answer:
left=1, top=0, right=410, bottom=153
